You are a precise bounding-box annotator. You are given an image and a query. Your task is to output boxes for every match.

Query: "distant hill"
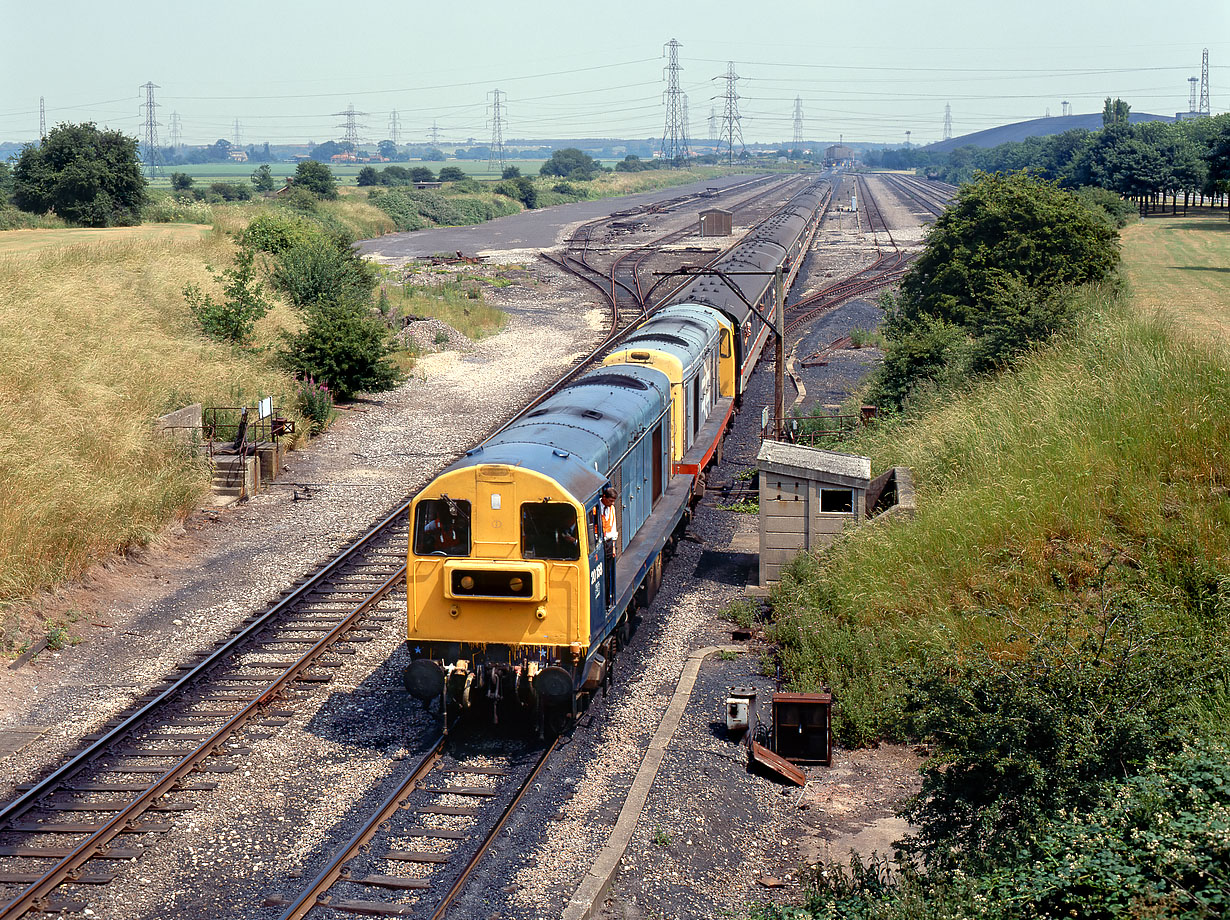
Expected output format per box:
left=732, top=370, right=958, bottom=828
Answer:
left=924, top=113, right=1175, bottom=154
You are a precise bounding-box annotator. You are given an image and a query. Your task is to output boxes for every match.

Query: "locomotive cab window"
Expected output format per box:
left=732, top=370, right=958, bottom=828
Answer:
left=414, top=499, right=472, bottom=556
left=521, top=503, right=581, bottom=561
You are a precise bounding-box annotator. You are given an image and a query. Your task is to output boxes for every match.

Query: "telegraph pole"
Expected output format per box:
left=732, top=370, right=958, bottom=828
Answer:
left=774, top=266, right=784, bottom=441
left=661, top=38, right=687, bottom=165
left=488, top=89, right=506, bottom=173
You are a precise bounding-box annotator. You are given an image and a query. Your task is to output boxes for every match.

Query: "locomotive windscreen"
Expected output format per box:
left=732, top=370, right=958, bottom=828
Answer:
left=414, top=499, right=472, bottom=556
left=521, top=502, right=581, bottom=561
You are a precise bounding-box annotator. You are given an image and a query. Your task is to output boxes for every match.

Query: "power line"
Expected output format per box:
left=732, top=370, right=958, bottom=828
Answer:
left=716, top=62, right=744, bottom=166
left=488, top=89, right=506, bottom=172
left=708, top=105, right=717, bottom=141
left=140, top=81, right=161, bottom=177
left=661, top=38, right=688, bottom=165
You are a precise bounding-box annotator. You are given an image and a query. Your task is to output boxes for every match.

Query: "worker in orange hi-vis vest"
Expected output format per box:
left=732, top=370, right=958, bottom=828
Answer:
left=600, top=486, right=618, bottom=607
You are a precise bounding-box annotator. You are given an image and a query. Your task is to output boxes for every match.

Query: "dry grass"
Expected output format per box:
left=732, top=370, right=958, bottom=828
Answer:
left=1121, top=213, right=1230, bottom=348
left=0, top=228, right=300, bottom=642
left=0, top=224, right=211, bottom=258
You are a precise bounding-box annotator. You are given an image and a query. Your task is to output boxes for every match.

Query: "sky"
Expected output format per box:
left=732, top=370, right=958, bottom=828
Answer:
left=2, top=0, right=1228, bottom=149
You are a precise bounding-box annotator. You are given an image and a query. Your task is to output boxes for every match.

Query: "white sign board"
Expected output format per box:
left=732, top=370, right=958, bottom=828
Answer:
left=258, top=396, right=273, bottom=420
left=761, top=405, right=770, bottom=433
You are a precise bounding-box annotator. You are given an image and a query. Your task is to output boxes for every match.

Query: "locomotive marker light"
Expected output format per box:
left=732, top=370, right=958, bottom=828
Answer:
left=649, top=265, right=786, bottom=439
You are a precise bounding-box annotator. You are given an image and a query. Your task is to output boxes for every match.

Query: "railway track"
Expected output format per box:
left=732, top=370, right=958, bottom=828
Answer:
left=268, top=735, right=556, bottom=919
left=784, top=175, right=911, bottom=336
left=0, top=508, right=414, bottom=918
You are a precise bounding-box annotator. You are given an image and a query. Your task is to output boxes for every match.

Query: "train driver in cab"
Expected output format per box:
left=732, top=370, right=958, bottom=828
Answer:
left=601, top=486, right=618, bottom=606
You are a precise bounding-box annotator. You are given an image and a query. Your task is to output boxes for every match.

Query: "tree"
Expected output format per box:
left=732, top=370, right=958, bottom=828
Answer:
left=377, top=140, right=398, bottom=160
left=438, top=166, right=466, bottom=182
left=872, top=172, right=1120, bottom=405
left=182, top=244, right=272, bottom=345
left=539, top=147, right=599, bottom=179
left=279, top=302, right=403, bottom=399
left=0, top=162, right=13, bottom=203
left=171, top=172, right=195, bottom=192
left=292, top=160, right=338, bottom=199
left=1101, top=97, right=1131, bottom=127
left=308, top=140, right=346, bottom=161
left=501, top=164, right=521, bottom=179
left=251, top=163, right=275, bottom=192
left=356, top=166, right=380, bottom=187
left=409, top=167, right=435, bottom=183
left=12, top=122, right=146, bottom=227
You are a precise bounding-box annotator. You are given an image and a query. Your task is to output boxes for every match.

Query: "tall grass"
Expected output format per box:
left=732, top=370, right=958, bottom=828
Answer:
left=383, top=276, right=506, bottom=340
left=771, top=285, right=1230, bottom=743
left=0, top=231, right=302, bottom=642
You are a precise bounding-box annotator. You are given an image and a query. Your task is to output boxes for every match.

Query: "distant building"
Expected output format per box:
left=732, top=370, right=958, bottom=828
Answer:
left=227, top=149, right=249, bottom=162
left=824, top=144, right=854, bottom=166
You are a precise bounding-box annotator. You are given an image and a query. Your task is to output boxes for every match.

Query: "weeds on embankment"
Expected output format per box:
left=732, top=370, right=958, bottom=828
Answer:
left=770, top=286, right=1230, bottom=746
left=0, top=231, right=302, bottom=647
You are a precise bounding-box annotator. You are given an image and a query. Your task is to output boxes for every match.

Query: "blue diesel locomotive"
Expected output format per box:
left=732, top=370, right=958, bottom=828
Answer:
left=401, top=180, right=828, bottom=723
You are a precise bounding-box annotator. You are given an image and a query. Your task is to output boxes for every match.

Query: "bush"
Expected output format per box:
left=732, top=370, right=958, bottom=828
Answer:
left=182, top=244, right=272, bottom=345
left=144, top=195, right=213, bottom=224
left=356, top=166, right=380, bottom=187
left=493, top=177, right=537, bottom=209
left=901, top=597, right=1207, bottom=870
left=279, top=302, right=403, bottom=399
left=270, top=232, right=378, bottom=309
left=501, top=165, right=521, bottom=179
left=208, top=181, right=252, bottom=202
left=170, top=172, right=194, bottom=191
left=438, top=166, right=466, bottom=182
left=240, top=213, right=314, bottom=255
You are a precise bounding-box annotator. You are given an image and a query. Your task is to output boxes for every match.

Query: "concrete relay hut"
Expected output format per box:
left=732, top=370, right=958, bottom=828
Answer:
left=755, top=440, right=871, bottom=588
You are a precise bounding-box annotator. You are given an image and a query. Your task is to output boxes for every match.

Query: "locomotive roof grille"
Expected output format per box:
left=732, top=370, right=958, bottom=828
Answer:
left=624, top=332, right=690, bottom=347
left=567, top=373, right=651, bottom=391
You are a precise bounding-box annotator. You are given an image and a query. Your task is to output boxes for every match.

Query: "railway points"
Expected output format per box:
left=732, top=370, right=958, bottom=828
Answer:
left=0, top=170, right=951, bottom=919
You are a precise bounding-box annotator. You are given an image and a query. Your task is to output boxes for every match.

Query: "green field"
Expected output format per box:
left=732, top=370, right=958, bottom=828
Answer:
left=148, top=158, right=559, bottom=188
left=1121, top=211, right=1230, bottom=346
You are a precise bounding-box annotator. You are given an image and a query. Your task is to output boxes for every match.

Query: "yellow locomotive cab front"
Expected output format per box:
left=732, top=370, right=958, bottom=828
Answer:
left=408, top=464, right=590, bottom=653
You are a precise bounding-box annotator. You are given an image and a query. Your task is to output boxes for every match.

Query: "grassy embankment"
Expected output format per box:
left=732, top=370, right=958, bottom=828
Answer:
left=770, top=212, right=1230, bottom=746
left=0, top=184, right=522, bottom=655
left=0, top=225, right=298, bottom=650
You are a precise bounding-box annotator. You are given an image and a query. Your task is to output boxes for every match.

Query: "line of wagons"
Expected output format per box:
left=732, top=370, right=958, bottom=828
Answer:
left=402, top=179, right=830, bottom=729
